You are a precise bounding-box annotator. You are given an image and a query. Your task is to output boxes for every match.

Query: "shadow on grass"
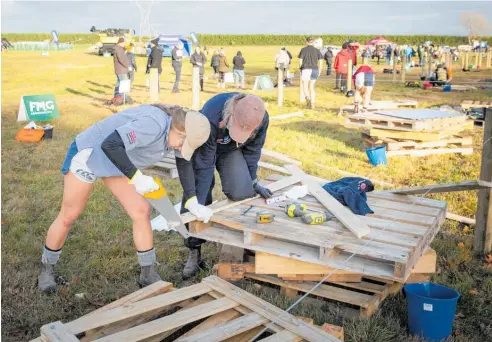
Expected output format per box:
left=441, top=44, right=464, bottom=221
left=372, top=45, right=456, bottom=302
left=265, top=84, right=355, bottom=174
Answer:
left=66, top=88, right=107, bottom=102
left=278, top=120, right=363, bottom=150
left=86, top=80, right=112, bottom=89
left=88, top=88, right=107, bottom=95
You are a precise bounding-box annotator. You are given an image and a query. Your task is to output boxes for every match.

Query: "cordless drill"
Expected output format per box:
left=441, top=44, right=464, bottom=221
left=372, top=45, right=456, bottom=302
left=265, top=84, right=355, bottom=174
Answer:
left=301, top=212, right=334, bottom=225
left=284, top=203, right=307, bottom=218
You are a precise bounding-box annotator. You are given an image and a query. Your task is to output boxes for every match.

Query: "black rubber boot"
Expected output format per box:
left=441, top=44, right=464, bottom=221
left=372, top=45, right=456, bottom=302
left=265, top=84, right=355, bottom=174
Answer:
left=182, top=247, right=202, bottom=279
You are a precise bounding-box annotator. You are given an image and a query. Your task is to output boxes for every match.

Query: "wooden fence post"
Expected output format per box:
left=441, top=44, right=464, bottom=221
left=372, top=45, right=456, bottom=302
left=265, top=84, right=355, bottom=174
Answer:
left=149, top=68, right=159, bottom=102
left=461, top=52, right=465, bottom=70
left=192, top=67, right=200, bottom=110
left=474, top=109, right=492, bottom=254
left=477, top=50, right=482, bottom=69
left=465, top=52, right=469, bottom=70
left=401, top=51, right=406, bottom=83
left=427, top=52, right=432, bottom=79
left=487, top=51, right=492, bottom=68
left=277, top=68, right=284, bottom=107
left=347, top=59, right=353, bottom=92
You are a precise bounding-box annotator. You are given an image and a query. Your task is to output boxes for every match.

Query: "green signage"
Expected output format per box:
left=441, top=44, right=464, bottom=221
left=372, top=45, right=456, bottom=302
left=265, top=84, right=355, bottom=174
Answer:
left=17, top=94, right=60, bottom=121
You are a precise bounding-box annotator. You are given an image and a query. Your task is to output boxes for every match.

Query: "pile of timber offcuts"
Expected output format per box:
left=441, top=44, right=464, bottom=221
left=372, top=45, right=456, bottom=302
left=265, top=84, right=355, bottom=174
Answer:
left=461, top=100, right=491, bottom=126
left=339, top=100, right=418, bottom=115
left=345, top=108, right=474, bottom=157
left=31, top=276, right=344, bottom=342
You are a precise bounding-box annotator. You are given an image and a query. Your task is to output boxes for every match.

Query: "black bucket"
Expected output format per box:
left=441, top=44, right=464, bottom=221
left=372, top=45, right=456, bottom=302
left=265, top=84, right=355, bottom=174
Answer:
left=44, top=127, right=53, bottom=139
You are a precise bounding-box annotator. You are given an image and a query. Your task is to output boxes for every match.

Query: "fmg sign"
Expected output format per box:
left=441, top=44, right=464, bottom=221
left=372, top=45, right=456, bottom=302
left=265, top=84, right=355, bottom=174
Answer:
left=17, top=94, right=60, bottom=121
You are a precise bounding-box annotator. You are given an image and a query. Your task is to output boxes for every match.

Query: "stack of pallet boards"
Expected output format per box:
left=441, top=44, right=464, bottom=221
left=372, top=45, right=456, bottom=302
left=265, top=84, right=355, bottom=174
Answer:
left=461, top=100, right=491, bottom=127
left=339, top=100, right=418, bottom=115
left=214, top=245, right=437, bottom=318
left=177, top=169, right=447, bottom=318
left=31, top=276, right=344, bottom=342
left=345, top=108, right=474, bottom=157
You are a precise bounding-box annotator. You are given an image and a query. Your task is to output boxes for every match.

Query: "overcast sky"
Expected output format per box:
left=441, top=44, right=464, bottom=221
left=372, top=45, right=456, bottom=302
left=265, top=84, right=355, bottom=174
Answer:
left=2, top=1, right=492, bottom=35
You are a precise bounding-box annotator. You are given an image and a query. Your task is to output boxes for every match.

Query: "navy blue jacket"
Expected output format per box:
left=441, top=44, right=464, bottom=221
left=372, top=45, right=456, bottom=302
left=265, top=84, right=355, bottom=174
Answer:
left=322, top=177, right=375, bottom=215
left=176, top=93, right=269, bottom=204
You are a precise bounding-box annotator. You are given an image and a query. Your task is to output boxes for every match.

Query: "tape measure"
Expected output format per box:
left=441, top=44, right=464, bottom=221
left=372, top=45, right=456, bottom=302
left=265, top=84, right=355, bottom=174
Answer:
left=256, top=210, right=275, bottom=224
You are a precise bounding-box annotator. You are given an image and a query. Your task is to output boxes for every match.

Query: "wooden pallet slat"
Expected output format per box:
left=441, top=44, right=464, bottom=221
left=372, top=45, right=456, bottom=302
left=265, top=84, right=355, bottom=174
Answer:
left=380, top=180, right=492, bottom=195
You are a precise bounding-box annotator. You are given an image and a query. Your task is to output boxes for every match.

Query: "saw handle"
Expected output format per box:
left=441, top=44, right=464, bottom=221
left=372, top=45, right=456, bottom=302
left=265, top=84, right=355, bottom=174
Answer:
left=143, top=178, right=167, bottom=200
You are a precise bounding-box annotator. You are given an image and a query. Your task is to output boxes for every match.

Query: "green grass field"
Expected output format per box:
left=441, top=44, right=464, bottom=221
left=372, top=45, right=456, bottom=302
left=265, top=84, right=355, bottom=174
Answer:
left=2, top=44, right=492, bottom=341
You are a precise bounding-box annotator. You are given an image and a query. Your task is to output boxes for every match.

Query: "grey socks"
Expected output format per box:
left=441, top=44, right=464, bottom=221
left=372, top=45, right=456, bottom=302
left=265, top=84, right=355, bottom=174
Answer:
left=137, top=248, right=156, bottom=267
left=42, top=245, right=62, bottom=265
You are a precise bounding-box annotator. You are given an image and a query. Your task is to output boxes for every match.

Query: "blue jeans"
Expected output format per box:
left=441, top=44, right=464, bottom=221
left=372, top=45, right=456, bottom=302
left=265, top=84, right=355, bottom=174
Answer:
left=234, top=69, right=245, bottom=88
left=114, top=73, right=129, bottom=96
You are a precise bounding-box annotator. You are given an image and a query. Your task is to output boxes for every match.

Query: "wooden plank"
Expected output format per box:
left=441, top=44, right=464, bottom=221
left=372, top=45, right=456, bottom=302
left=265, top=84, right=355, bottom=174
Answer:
left=223, top=326, right=264, bottom=342
left=406, top=273, right=432, bottom=283
left=386, top=148, right=473, bottom=157
left=202, top=276, right=341, bottom=342
left=176, top=313, right=268, bottom=342
left=368, top=192, right=446, bottom=209
left=258, top=161, right=291, bottom=174
left=262, top=149, right=302, bottom=165
left=96, top=297, right=239, bottom=342
left=320, top=323, right=344, bottom=341
left=285, top=165, right=371, bottom=239
left=41, top=322, right=78, bottom=342
left=176, top=309, right=243, bottom=340
left=255, top=252, right=361, bottom=276
left=79, top=281, right=174, bottom=341
left=176, top=174, right=303, bottom=226
left=382, top=180, right=492, bottom=195
left=245, top=274, right=374, bottom=308
left=217, top=245, right=254, bottom=280
left=278, top=273, right=363, bottom=283
left=474, top=108, right=492, bottom=253
left=382, top=136, right=472, bottom=151
left=411, top=247, right=437, bottom=273
left=313, top=163, right=395, bottom=187
left=65, top=283, right=212, bottom=334
left=364, top=127, right=468, bottom=142
left=446, top=212, right=476, bottom=225
left=269, top=111, right=304, bottom=121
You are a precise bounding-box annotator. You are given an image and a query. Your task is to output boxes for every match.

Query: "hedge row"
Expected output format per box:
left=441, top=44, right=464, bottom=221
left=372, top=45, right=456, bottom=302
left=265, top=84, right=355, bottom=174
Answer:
left=195, top=34, right=489, bottom=46
left=3, top=33, right=490, bottom=46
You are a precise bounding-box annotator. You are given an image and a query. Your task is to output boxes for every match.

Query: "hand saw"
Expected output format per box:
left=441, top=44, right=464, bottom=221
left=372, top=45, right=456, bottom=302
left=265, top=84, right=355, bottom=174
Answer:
left=144, top=178, right=190, bottom=239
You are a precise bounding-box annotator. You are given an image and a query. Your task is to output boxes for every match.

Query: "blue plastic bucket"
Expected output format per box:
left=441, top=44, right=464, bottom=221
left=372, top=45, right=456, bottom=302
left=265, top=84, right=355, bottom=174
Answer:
left=443, top=85, right=451, bottom=92
left=365, top=145, right=387, bottom=166
left=404, top=283, right=460, bottom=341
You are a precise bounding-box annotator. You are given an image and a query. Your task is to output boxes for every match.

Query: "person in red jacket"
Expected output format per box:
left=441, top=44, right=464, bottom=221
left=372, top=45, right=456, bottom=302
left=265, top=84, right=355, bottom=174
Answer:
left=352, top=64, right=375, bottom=113
left=334, top=43, right=352, bottom=91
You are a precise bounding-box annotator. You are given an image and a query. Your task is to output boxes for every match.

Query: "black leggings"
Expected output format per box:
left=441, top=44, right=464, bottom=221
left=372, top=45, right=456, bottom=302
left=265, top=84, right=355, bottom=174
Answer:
left=219, top=71, right=225, bottom=82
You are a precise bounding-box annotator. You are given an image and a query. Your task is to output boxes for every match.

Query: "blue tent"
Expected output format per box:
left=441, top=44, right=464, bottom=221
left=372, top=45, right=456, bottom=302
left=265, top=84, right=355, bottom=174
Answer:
left=146, top=34, right=192, bottom=57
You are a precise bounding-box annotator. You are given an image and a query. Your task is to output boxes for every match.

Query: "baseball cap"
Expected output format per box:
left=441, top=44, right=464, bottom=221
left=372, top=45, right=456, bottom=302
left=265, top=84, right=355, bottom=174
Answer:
left=229, top=95, right=266, bottom=143
left=180, top=111, right=211, bottom=161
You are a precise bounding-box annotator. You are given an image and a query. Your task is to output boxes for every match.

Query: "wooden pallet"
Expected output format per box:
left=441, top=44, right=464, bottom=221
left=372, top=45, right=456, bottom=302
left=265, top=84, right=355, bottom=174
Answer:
left=363, top=133, right=473, bottom=156
left=244, top=274, right=402, bottom=318
left=188, top=174, right=446, bottom=282
left=339, top=100, right=418, bottom=114
left=145, top=156, right=179, bottom=179
left=362, top=122, right=473, bottom=141
left=33, top=276, right=341, bottom=342
left=461, top=100, right=492, bottom=111
left=345, top=112, right=468, bottom=131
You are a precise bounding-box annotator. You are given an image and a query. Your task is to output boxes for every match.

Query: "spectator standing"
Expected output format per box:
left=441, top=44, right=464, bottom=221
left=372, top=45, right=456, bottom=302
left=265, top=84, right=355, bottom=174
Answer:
left=146, top=38, right=163, bottom=92
left=171, top=42, right=184, bottom=93
left=324, top=47, right=334, bottom=76
left=275, top=47, right=291, bottom=84
left=218, top=49, right=229, bottom=88
left=126, top=43, right=137, bottom=87
left=352, top=64, right=375, bottom=113
left=210, top=50, right=220, bottom=80
left=113, top=38, right=129, bottom=97
left=334, top=43, right=352, bottom=91
left=386, top=45, right=392, bottom=65
left=232, top=51, right=246, bottom=89
left=190, top=46, right=207, bottom=91
left=298, top=36, right=323, bottom=109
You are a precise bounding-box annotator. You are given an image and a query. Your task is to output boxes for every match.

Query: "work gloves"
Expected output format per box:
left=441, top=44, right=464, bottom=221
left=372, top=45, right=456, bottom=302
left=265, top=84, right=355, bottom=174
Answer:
left=130, top=170, right=159, bottom=195
left=253, top=179, right=273, bottom=199
left=185, top=196, right=214, bottom=223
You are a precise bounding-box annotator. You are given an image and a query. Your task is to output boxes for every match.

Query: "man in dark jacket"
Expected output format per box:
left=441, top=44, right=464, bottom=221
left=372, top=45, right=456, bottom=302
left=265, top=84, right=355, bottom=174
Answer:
left=175, top=93, right=272, bottom=278
left=190, top=46, right=207, bottom=91
left=113, top=38, right=129, bottom=96
left=324, top=47, right=333, bottom=76
left=146, top=38, right=163, bottom=92
left=171, top=42, right=184, bottom=93
left=232, top=51, right=246, bottom=89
